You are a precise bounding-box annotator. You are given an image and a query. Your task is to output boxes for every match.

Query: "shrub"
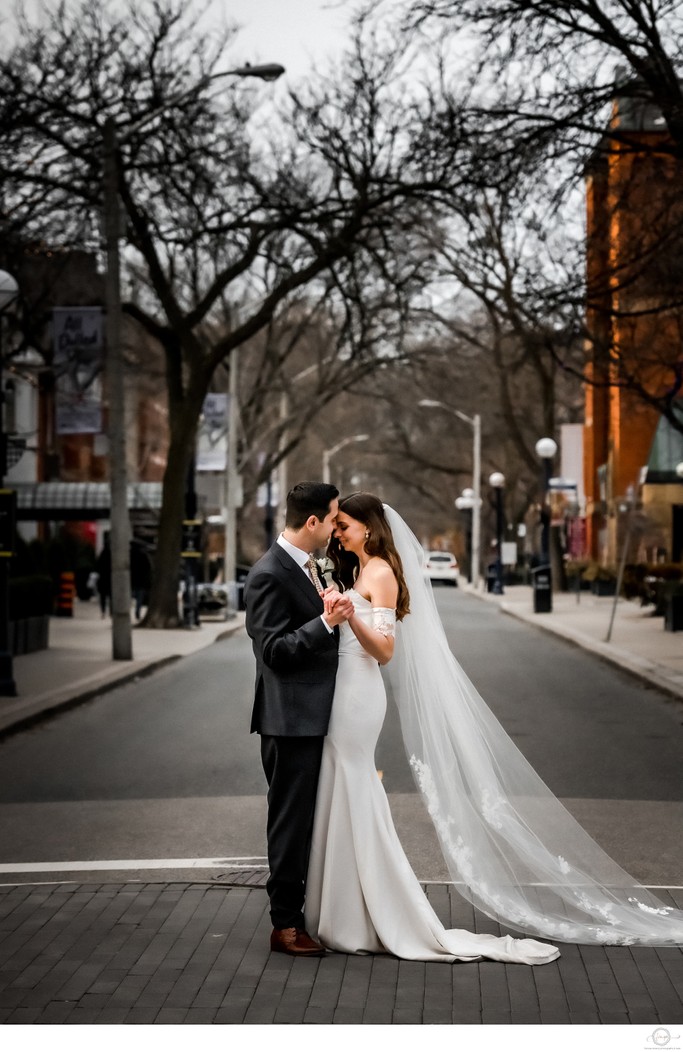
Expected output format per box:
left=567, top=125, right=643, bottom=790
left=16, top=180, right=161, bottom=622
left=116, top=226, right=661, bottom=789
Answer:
left=627, top=563, right=683, bottom=612
left=580, top=562, right=617, bottom=583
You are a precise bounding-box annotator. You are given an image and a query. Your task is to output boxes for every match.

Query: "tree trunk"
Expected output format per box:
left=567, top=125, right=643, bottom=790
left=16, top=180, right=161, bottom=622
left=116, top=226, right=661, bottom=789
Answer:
left=142, top=404, right=198, bottom=628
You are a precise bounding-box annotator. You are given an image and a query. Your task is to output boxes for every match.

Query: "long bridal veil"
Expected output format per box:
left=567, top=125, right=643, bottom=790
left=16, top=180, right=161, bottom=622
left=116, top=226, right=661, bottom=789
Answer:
left=383, top=504, right=683, bottom=945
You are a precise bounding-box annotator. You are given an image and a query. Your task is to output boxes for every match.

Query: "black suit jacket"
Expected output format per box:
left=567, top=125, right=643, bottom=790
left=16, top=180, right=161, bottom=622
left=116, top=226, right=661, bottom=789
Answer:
left=244, top=543, right=339, bottom=736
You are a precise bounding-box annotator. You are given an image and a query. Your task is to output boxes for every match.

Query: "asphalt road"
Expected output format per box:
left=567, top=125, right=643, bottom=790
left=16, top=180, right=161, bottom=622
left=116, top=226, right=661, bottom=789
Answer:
left=0, top=590, right=681, bottom=886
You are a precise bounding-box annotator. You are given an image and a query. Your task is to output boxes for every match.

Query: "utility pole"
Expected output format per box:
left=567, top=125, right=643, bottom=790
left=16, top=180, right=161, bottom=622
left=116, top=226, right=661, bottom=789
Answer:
left=103, top=117, right=132, bottom=660
left=419, top=401, right=482, bottom=590
left=0, top=269, right=19, bottom=695
left=224, top=348, right=240, bottom=587
left=471, top=413, right=481, bottom=591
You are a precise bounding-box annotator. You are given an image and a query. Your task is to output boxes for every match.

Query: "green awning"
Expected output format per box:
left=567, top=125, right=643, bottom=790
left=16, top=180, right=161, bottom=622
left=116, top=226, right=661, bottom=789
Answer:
left=646, top=406, right=683, bottom=482
left=11, top=482, right=163, bottom=520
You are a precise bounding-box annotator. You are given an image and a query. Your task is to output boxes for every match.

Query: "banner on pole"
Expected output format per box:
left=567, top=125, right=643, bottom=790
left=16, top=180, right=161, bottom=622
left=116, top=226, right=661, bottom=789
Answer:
left=53, top=307, right=104, bottom=434
left=197, top=393, right=229, bottom=472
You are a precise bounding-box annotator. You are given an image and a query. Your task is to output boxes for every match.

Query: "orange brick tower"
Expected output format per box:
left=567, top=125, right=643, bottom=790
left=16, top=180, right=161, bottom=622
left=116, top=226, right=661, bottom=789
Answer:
left=584, top=91, right=683, bottom=564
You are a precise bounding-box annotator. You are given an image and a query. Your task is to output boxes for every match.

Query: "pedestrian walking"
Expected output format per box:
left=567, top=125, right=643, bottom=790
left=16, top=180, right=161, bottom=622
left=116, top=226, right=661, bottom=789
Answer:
left=130, top=538, right=152, bottom=621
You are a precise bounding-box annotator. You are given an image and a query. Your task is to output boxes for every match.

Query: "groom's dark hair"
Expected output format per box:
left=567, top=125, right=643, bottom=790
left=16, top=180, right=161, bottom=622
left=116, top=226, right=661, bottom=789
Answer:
left=286, top=482, right=339, bottom=529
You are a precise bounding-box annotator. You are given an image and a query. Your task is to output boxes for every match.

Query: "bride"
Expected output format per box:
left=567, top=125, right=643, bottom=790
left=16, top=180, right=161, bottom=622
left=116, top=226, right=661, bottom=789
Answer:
left=304, top=492, right=683, bottom=963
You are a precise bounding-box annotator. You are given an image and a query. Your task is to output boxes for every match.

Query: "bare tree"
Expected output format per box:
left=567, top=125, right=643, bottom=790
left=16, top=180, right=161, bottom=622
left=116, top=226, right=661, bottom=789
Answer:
left=0, top=1, right=468, bottom=624
left=408, top=0, right=683, bottom=430
left=411, top=0, right=683, bottom=160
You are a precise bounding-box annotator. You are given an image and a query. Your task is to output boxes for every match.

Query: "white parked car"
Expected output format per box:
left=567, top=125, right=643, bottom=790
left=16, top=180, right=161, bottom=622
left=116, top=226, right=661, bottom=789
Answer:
left=424, top=551, right=459, bottom=586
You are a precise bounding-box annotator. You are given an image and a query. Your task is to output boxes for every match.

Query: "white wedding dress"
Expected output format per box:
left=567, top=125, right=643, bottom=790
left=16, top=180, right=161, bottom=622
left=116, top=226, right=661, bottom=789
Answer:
left=304, top=588, right=561, bottom=965
left=305, top=504, right=683, bottom=957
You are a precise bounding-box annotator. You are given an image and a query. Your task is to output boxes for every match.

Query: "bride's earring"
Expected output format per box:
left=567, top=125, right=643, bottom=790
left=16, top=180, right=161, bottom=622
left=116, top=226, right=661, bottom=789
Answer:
left=365, top=531, right=370, bottom=540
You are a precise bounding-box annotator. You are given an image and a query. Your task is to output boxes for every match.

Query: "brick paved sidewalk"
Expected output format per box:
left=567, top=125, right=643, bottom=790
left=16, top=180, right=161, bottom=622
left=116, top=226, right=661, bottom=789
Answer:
left=1, top=878, right=681, bottom=1025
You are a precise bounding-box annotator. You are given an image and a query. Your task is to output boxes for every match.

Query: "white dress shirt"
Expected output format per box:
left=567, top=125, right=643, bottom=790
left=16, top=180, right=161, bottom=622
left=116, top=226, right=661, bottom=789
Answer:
left=277, top=534, right=333, bottom=633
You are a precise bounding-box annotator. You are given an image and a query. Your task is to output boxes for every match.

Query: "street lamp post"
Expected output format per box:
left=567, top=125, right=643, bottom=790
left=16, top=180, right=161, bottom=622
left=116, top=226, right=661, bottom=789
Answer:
left=488, top=471, right=506, bottom=595
left=322, top=434, right=369, bottom=486
left=102, top=63, right=284, bottom=647
left=675, top=463, right=683, bottom=565
left=533, top=436, right=558, bottom=614
left=0, top=269, right=19, bottom=696
left=224, top=348, right=242, bottom=590
left=535, top=437, right=557, bottom=564
left=419, top=400, right=481, bottom=590
left=103, top=116, right=132, bottom=659
left=454, top=487, right=478, bottom=584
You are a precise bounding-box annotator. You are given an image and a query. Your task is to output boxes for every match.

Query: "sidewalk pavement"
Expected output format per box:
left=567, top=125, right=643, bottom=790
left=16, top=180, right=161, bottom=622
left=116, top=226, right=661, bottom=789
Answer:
left=1, top=587, right=682, bottom=1027
left=0, top=879, right=681, bottom=1025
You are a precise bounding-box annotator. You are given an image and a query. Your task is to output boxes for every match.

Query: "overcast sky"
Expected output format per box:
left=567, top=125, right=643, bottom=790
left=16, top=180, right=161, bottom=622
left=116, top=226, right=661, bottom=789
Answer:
left=213, top=0, right=362, bottom=82
left=4, top=2, right=361, bottom=80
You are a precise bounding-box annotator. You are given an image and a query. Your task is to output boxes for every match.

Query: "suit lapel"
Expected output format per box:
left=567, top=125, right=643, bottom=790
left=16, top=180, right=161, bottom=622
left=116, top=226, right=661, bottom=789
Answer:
left=272, top=543, right=324, bottom=613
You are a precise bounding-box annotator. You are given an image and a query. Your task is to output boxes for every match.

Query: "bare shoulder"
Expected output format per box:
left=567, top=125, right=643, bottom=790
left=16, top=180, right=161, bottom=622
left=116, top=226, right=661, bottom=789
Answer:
left=365, top=557, right=397, bottom=584
left=365, top=558, right=398, bottom=605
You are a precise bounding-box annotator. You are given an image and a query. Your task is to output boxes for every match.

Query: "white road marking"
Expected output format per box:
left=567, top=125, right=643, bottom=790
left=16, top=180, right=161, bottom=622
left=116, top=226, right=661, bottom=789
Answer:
left=0, top=860, right=679, bottom=893
left=0, top=857, right=269, bottom=873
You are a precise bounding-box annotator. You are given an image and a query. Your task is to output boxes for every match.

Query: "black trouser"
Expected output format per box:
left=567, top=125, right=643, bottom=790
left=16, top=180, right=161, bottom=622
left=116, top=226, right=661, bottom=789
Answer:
left=260, top=734, right=325, bottom=930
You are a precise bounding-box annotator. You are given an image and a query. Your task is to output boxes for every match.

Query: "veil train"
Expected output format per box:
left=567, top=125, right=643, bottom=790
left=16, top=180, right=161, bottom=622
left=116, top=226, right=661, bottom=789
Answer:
left=383, top=504, right=683, bottom=946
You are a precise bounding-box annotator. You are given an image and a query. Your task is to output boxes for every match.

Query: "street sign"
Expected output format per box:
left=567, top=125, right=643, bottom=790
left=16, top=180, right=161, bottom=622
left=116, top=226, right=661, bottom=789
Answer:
left=0, top=489, right=16, bottom=557
left=501, top=541, right=517, bottom=566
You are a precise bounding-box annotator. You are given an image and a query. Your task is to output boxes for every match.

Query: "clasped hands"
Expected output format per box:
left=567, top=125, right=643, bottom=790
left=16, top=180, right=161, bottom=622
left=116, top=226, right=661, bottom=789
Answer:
left=321, top=585, right=354, bottom=627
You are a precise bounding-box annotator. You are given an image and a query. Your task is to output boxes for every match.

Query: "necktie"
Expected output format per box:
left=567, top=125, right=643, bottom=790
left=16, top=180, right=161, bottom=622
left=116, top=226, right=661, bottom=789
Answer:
left=307, top=555, right=324, bottom=596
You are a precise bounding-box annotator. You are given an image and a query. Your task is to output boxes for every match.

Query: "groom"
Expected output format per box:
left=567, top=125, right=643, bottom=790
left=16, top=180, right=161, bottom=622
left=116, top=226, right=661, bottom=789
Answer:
left=244, top=481, right=353, bottom=957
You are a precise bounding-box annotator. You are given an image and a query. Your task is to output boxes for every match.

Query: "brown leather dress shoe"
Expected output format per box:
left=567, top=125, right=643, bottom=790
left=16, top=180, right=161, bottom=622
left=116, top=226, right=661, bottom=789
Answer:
left=270, top=927, right=326, bottom=957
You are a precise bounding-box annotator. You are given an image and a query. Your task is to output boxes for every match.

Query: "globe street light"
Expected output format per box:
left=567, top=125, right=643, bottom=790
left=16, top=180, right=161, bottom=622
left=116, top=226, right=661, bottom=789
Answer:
left=488, top=471, right=506, bottom=595
left=419, top=399, right=482, bottom=589
left=0, top=272, right=18, bottom=309
left=0, top=269, right=19, bottom=696
left=103, top=62, right=284, bottom=652
left=534, top=436, right=557, bottom=613
left=535, top=437, right=557, bottom=566
left=0, top=270, right=19, bottom=485
left=322, top=434, right=369, bottom=485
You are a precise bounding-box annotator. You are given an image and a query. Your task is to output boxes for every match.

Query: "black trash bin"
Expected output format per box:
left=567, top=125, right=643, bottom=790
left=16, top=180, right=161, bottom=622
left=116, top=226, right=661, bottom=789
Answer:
left=531, top=565, right=552, bottom=613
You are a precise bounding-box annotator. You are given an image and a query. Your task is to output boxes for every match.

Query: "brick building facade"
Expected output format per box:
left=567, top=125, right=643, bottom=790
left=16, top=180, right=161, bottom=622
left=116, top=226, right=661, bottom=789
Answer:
left=584, top=93, right=683, bottom=565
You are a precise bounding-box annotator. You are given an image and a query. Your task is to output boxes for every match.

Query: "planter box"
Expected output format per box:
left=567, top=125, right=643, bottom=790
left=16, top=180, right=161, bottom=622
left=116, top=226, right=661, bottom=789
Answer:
left=9, top=615, right=50, bottom=656
left=665, top=595, right=683, bottom=632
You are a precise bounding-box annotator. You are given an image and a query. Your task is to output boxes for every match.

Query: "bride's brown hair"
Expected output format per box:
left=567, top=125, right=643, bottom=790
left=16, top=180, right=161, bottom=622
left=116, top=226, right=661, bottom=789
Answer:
left=328, top=493, right=410, bottom=621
